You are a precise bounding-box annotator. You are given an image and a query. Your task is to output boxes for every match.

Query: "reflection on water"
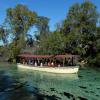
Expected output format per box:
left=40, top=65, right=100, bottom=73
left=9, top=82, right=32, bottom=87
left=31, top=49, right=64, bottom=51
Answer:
left=0, top=65, right=100, bottom=100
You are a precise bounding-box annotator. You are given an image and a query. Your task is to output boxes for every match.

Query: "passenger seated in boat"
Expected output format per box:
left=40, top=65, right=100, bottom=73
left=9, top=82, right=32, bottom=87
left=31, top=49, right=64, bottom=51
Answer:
left=68, top=58, right=71, bottom=66
left=44, top=62, right=48, bottom=66
left=22, top=59, right=25, bottom=64
left=34, top=61, right=37, bottom=67
left=48, top=62, right=50, bottom=67
left=40, top=62, right=43, bottom=67
left=58, top=64, right=61, bottom=67
left=30, top=60, right=33, bottom=65
left=51, top=62, right=54, bottom=67
left=28, top=59, right=31, bottom=65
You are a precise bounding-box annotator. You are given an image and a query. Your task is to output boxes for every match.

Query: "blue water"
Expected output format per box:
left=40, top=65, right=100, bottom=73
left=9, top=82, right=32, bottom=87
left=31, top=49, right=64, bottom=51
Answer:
left=0, top=64, right=100, bottom=100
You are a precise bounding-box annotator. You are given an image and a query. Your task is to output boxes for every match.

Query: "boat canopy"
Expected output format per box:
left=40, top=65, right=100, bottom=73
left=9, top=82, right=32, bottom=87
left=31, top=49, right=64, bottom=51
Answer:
left=18, top=54, right=77, bottom=59
left=18, top=54, right=53, bottom=58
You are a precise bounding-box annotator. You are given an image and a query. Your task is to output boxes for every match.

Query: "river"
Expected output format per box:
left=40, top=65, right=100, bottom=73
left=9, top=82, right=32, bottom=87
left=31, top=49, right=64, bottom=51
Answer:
left=0, top=63, right=100, bottom=100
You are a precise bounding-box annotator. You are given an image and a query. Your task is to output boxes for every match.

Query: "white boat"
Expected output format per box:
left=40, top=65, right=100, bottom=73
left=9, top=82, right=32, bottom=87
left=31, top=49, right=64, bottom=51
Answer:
left=17, top=64, right=79, bottom=74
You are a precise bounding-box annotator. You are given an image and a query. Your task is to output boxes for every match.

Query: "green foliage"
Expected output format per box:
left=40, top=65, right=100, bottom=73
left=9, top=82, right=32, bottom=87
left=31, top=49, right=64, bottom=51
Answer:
left=61, top=1, right=99, bottom=51
left=6, top=4, right=37, bottom=49
left=60, top=1, right=100, bottom=66
left=7, top=4, right=37, bottom=35
left=0, top=26, right=9, bottom=45
left=35, top=16, right=49, bottom=36
left=36, top=31, right=65, bottom=54
left=3, top=4, right=50, bottom=61
left=87, top=53, right=100, bottom=67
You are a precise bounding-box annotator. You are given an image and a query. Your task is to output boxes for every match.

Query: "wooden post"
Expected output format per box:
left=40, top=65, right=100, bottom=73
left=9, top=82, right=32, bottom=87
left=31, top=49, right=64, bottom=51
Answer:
left=72, top=57, right=73, bottom=66
left=37, top=58, right=40, bottom=66
left=63, top=58, right=65, bottom=67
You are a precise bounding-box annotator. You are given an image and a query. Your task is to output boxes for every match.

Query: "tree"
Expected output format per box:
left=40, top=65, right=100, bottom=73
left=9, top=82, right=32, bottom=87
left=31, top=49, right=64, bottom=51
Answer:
left=35, top=16, right=49, bottom=36
left=0, top=26, right=9, bottom=45
left=36, top=31, right=65, bottom=55
left=6, top=4, right=37, bottom=47
left=26, top=34, right=34, bottom=47
left=61, top=1, right=99, bottom=56
left=34, top=16, right=50, bottom=53
left=3, top=4, right=38, bottom=61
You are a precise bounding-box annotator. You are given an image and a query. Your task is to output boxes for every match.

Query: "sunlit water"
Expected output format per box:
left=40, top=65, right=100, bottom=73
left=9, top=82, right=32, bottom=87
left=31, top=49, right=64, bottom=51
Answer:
left=0, top=64, right=100, bottom=100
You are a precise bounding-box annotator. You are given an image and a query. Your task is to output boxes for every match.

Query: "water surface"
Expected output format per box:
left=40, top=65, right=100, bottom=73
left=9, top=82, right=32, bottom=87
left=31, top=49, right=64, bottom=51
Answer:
left=0, top=64, right=100, bottom=100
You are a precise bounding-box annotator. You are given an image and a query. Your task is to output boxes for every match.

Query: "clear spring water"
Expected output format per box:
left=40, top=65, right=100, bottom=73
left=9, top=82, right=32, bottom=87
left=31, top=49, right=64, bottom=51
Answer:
left=0, top=64, right=100, bottom=100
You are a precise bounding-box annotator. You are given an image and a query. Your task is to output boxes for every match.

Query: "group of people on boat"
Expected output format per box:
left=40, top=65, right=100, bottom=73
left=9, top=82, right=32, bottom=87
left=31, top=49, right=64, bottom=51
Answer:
left=19, top=57, right=73, bottom=67
left=18, top=54, right=79, bottom=67
left=20, top=59, right=59, bottom=67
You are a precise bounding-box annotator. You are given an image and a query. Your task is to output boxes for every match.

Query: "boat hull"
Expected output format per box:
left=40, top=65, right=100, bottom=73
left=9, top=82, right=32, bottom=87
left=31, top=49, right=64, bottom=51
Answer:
left=17, top=64, right=79, bottom=74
